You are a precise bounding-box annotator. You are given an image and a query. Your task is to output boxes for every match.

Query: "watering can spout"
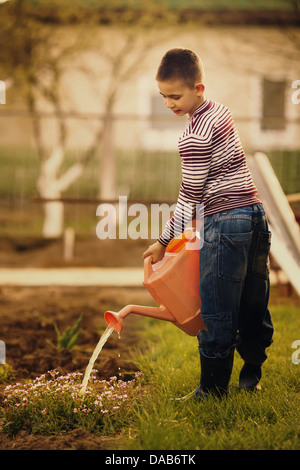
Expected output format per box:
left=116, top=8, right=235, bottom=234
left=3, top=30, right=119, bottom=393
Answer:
left=104, top=304, right=176, bottom=334
left=104, top=310, right=124, bottom=333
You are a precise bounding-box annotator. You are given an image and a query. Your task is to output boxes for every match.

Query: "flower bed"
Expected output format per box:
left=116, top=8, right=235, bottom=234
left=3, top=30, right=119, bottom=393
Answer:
left=1, top=369, right=145, bottom=436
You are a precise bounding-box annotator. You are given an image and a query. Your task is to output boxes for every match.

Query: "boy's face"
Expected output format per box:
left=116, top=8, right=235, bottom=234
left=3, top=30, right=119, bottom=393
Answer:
left=157, top=79, right=205, bottom=118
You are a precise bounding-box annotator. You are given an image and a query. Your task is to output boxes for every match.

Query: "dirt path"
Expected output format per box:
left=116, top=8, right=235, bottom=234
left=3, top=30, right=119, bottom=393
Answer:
left=0, top=267, right=144, bottom=286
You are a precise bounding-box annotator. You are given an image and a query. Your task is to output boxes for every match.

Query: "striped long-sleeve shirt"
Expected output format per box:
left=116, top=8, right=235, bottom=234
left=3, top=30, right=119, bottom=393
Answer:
left=158, top=99, right=260, bottom=247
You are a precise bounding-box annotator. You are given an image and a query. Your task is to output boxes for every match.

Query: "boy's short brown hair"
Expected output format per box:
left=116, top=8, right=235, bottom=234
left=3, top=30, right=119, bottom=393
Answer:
left=156, top=48, right=204, bottom=89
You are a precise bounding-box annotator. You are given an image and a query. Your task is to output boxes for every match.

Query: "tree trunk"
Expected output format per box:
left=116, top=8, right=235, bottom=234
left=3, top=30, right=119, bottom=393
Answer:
left=42, top=200, right=64, bottom=238
left=37, top=146, right=83, bottom=238
left=98, top=114, right=116, bottom=201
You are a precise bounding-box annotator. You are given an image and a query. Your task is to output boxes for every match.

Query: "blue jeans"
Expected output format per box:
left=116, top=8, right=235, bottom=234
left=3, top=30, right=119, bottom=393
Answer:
left=197, top=204, right=273, bottom=364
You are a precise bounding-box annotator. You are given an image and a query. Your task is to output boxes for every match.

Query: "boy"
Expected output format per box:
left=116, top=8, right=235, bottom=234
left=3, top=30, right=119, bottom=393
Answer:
left=143, top=48, right=273, bottom=399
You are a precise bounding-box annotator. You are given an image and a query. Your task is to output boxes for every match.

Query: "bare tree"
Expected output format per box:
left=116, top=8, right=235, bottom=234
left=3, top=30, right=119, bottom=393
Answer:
left=0, top=0, right=176, bottom=237
left=0, top=1, right=94, bottom=236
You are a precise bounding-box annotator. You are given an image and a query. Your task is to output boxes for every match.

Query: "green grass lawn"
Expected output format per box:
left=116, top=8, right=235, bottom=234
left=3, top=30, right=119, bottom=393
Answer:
left=124, top=296, right=300, bottom=450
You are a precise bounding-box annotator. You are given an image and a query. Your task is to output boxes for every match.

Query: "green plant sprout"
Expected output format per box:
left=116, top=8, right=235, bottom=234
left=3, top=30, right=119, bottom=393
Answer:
left=52, top=314, right=83, bottom=350
left=0, top=364, right=14, bottom=384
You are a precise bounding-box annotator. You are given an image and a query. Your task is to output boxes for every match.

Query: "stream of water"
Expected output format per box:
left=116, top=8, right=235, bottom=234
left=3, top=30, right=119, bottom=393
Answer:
left=80, top=324, right=115, bottom=395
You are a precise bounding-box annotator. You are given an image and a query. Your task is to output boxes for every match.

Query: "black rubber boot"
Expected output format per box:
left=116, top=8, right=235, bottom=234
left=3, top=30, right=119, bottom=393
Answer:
left=238, top=363, right=262, bottom=391
left=195, top=350, right=234, bottom=400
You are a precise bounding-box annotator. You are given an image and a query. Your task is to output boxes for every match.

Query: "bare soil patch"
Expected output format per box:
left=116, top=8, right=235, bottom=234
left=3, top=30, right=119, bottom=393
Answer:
left=0, top=285, right=151, bottom=450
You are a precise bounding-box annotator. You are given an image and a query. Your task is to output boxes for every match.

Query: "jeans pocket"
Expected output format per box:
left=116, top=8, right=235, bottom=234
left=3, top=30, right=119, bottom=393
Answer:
left=219, top=232, right=253, bottom=282
left=252, top=231, right=272, bottom=279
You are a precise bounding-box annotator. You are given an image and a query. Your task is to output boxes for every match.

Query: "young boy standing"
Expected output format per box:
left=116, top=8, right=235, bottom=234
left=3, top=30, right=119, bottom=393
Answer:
left=143, top=48, right=273, bottom=399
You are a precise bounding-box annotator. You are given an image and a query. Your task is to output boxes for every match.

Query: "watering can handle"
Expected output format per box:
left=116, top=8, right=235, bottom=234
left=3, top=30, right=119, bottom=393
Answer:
left=144, top=256, right=154, bottom=280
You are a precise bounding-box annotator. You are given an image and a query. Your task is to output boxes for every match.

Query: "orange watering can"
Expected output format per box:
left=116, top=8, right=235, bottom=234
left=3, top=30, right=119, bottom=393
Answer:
left=104, top=229, right=205, bottom=336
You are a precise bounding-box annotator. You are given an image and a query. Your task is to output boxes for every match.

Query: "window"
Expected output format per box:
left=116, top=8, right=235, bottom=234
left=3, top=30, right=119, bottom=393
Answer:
left=261, top=79, right=286, bottom=131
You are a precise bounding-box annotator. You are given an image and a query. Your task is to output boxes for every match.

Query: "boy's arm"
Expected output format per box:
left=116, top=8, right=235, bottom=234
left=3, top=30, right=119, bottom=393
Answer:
left=144, top=104, right=218, bottom=259
left=142, top=240, right=166, bottom=264
left=144, top=137, right=212, bottom=259
left=157, top=185, right=199, bottom=247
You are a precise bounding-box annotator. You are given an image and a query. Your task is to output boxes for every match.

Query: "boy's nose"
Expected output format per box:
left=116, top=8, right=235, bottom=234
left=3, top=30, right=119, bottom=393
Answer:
left=165, top=99, right=174, bottom=109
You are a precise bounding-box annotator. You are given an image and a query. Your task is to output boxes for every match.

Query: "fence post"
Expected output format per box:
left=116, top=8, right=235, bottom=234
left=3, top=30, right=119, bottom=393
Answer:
left=0, top=340, right=5, bottom=364
left=0, top=80, right=6, bottom=104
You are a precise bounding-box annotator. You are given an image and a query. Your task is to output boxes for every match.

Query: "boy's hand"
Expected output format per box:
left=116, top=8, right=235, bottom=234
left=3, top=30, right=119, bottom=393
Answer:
left=142, top=241, right=166, bottom=264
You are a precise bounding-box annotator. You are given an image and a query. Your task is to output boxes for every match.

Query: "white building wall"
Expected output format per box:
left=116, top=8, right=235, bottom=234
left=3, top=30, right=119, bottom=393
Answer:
left=1, top=24, right=299, bottom=152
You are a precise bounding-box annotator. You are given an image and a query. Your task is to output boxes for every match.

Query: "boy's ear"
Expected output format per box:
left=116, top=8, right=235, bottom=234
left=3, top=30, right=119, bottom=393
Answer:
left=195, top=82, right=205, bottom=96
